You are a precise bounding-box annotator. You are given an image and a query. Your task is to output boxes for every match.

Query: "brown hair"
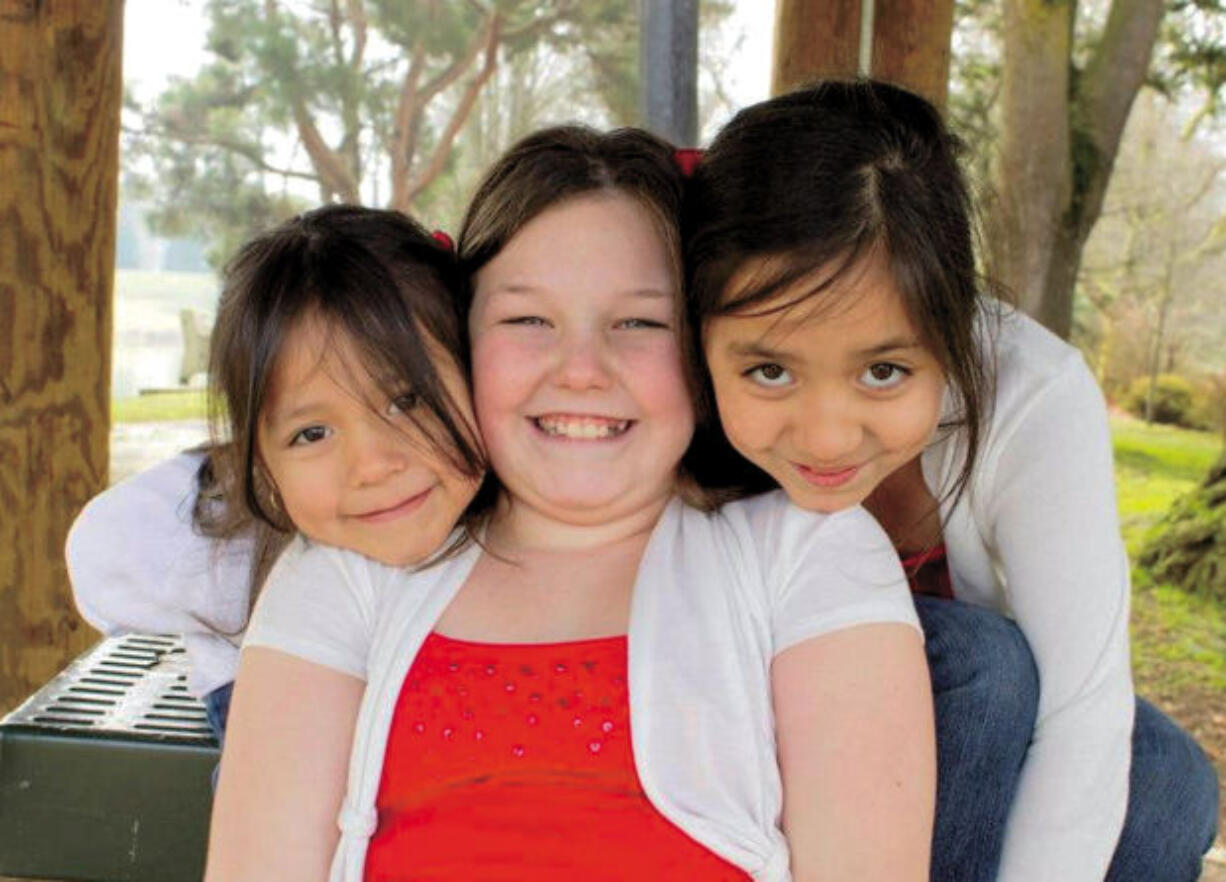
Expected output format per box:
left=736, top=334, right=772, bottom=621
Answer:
left=195, top=204, right=484, bottom=597
left=686, top=79, right=998, bottom=510
left=456, top=125, right=732, bottom=509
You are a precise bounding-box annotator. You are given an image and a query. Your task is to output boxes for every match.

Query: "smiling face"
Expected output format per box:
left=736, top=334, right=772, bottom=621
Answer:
left=257, top=316, right=481, bottom=566
left=703, top=252, right=946, bottom=513
left=468, top=192, right=694, bottom=531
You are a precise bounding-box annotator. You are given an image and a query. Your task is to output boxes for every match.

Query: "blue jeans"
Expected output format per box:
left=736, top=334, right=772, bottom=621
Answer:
left=202, top=681, right=234, bottom=790
left=916, top=596, right=1219, bottom=882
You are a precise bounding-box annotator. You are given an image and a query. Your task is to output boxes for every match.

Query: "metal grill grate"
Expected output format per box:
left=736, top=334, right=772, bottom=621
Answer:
left=3, top=634, right=216, bottom=742
left=0, top=635, right=219, bottom=881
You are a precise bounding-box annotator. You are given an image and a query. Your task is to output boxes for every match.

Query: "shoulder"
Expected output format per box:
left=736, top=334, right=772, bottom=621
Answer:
left=984, top=305, right=1102, bottom=423
left=685, top=492, right=902, bottom=595
left=72, top=450, right=205, bottom=531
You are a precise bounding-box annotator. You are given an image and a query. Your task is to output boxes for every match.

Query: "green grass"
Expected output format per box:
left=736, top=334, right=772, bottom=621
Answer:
left=112, top=389, right=208, bottom=423
left=1112, top=415, right=1226, bottom=703
left=1112, top=416, right=1223, bottom=551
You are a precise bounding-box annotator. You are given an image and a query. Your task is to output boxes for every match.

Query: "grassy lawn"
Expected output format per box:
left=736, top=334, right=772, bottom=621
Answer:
left=112, top=389, right=208, bottom=423
left=1113, top=415, right=1226, bottom=837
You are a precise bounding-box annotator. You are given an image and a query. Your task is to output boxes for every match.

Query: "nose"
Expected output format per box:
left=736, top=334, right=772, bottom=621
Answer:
left=346, top=416, right=412, bottom=487
left=792, top=388, right=864, bottom=464
left=553, top=329, right=613, bottom=391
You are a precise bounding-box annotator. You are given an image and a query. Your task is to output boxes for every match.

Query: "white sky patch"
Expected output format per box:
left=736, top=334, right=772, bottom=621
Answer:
left=123, top=0, right=776, bottom=133
left=123, top=0, right=210, bottom=103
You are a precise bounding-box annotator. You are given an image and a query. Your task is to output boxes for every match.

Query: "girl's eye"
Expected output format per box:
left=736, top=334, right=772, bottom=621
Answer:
left=290, top=425, right=332, bottom=446
left=745, top=363, right=793, bottom=388
left=505, top=315, right=549, bottom=327
left=861, top=362, right=910, bottom=390
left=389, top=392, right=419, bottom=416
left=617, top=317, right=669, bottom=330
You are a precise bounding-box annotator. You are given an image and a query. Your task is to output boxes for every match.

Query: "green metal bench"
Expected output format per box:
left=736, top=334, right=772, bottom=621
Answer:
left=0, top=635, right=218, bottom=881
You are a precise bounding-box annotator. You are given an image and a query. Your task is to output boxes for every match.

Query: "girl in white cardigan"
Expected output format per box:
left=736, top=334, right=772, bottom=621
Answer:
left=141, top=126, right=932, bottom=882
left=686, top=79, right=1218, bottom=882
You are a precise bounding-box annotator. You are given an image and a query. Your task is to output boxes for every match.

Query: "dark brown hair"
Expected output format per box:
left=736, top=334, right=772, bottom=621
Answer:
left=195, top=204, right=484, bottom=594
left=686, top=79, right=997, bottom=509
left=456, top=125, right=730, bottom=508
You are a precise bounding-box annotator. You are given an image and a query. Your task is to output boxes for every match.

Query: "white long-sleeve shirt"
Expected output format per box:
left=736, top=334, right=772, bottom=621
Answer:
left=923, top=307, right=1134, bottom=881
left=65, top=451, right=252, bottom=696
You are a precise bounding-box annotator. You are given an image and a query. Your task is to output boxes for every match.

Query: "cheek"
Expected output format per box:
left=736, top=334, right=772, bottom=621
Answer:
left=267, top=460, right=332, bottom=529
left=710, top=377, right=774, bottom=454
left=877, top=387, right=943, bottom=453
left=469, top=334, right=542, bottom=471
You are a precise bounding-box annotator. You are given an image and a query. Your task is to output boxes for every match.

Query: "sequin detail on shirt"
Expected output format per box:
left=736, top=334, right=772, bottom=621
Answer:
left=365, top=632, right=750, bottom=881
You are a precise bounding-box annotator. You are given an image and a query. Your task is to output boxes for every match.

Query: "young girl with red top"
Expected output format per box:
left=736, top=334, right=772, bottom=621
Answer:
left=205, top=126, right=933, bottom=881
left=686, top=79, right=1218, bottom=882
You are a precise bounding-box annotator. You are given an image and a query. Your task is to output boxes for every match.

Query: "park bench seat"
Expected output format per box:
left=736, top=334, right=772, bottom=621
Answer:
left=0, top=635, right=217, bottom=882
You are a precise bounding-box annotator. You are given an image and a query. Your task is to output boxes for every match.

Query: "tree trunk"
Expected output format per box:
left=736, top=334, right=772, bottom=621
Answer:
left=0, top=0, right=122, bottom=712
left=772, top=0, right=953, bottom=109
left=1140, top=453, right=1226, bottom=602
left=990, top=0, right=1164, bottom=339
left=993, top=0, right=1074, bottom=332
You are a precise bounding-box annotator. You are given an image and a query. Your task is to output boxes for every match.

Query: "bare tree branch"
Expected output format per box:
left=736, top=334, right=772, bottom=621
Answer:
left=390, top=38, right=428, bottom=209
left=347, top=0, right=367, bottom=70
left=1074, top=0, right=1165, bottom=233
left=399, top=13, right=503, bottom=209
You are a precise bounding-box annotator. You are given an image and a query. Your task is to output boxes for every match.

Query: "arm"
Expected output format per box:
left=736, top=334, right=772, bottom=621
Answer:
left=205, top=647, right=363, bottom=882
left=774, top=623, right=934, bottom=882
left=983, top=357, right=1134, bottom=881
left=202, top=537, right=378, bottom=880
left=747, top=497, right=935, bottom=880
left=65, top=451, right=254, bottom=637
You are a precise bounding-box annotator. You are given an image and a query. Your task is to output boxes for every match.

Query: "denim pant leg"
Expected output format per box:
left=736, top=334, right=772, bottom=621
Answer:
left=1106, top=697, right=1219, bottom=882
left=915, top=595, right=1040, bottom=882
left=202, top=681, right=234, bottom=791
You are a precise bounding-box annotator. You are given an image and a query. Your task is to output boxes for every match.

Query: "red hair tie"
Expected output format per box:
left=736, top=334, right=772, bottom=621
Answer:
left=431, top=230, right=454, bottom=252
left=673, top=148, right=704, bottom=178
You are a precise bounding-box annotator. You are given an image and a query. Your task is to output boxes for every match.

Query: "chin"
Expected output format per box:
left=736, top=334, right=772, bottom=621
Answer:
left=787, top=485, right=865, bottom=515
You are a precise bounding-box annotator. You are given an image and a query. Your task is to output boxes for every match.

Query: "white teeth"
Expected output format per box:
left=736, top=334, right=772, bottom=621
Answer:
left=535, top=416, right=630, bottom=439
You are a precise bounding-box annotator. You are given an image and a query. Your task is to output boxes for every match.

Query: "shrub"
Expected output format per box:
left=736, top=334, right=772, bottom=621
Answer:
left=1123, top=374, right=1207, bottom=428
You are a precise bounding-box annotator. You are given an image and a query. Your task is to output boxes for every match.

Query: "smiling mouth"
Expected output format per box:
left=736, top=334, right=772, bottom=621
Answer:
left=794, top=462, right=862, bottom=489
left=351, top=487, right=433, bottom=523
left=532, top=414, right=633, bottom=440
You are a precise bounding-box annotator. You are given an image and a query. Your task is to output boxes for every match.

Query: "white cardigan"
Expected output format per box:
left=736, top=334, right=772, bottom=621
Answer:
left=245, top=493, right=920, bottom=882
left=921, top=308, right=1134, bottom=881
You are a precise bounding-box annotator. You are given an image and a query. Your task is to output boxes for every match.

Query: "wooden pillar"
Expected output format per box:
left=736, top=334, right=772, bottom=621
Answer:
left=872, top=0, right=955, bottom=109
left=772, top=0, right=955, bottom=109
left=772, top=0, right=862, bottom=96
left=0, top=0, right=123, bottom=712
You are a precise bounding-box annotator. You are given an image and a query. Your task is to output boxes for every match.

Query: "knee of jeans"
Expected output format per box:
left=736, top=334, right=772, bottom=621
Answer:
left=973, top=616, right=1039, bottom=732
left=1131, top=700, right=1221, bottom=855
left=923, top=601, right=1040, bottom=731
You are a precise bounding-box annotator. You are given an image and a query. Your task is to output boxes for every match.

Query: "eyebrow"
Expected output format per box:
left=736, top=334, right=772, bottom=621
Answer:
left=724, top=336, right=924, bottom=360
left=484, top=282, right=674, bottom=300
left=263, top=399, right=325, bottom=429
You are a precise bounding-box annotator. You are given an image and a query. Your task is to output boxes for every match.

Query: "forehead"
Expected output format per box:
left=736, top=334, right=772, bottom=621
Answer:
left=715, top=251, right=917, bottom=344
left=473, top=192, right=677, bottom=301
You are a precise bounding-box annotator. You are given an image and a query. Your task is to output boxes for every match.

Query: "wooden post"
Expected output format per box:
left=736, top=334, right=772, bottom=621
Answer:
left=872, top=0, right=955, bottom=109
left=772, top=0, right=955, bottom=109
left=0, top=0, right=123, bottom=712
left=772, top=0, right=862, bottom=96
